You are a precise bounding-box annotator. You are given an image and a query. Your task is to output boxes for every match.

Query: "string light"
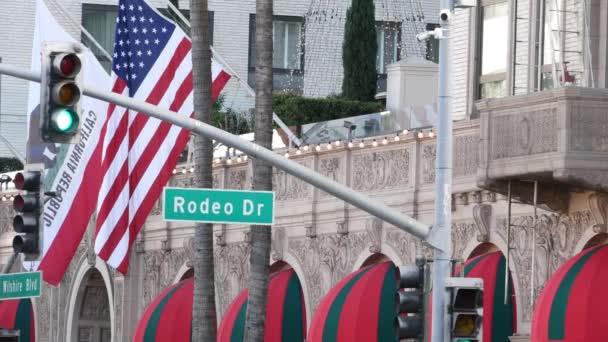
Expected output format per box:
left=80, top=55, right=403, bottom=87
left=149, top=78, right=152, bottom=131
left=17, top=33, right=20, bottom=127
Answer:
left=181, top=168, right=187, bottom=174
left=418, top=131, right=424, bottom=138
left=429, top=131, right=435, bottom=138
left=315, top=145, right=321, bottom=152
left=335, top=140, right=342, bottom=147
left=296, top=149, right=302, bottom=155
left=359, top=140, right=365, bottom=148
left=189, top=167, right=195, bottom=173
left=394, top=135, right=400, bottom=142
left=402, top=129, right=409, bottom=135
left=303, top=145, right=310, bottom=152
left=382, top=137, right=388, bottom=145
left=243, top=155, right=248, bottom=161
left=348, top=141, right=354, bottom=148
left=284, top=152, right=290, bottom=158
left=237, top=156, right=242, bottom=163
left=227, top=159, right=233, bottom=165
left=327, top=143, right=333, bottom=150
left=172, top=169, right=177, bottom=174
left=214, top=158, right=221, bottom=164
left=372, top=139, right=378, bottom=147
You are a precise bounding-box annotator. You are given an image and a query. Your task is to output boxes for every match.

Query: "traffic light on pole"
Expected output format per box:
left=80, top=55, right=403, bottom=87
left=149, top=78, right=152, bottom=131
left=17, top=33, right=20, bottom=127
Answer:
left=12, top=166, right=44, bottom=261
left=445, top=277, right=484, bottom=342
left=40, top=42, right=84, bottom=144
left=395, top=259, right=426, bottom=340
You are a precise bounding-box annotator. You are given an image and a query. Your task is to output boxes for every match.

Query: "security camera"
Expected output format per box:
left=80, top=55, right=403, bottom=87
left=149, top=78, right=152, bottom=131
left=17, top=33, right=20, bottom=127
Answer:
left=440, top=9, right=451, bottom=22
left=416, top=31, right=433, bottom=42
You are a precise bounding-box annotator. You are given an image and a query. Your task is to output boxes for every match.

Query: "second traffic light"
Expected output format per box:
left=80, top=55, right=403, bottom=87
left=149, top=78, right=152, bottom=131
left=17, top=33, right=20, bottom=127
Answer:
left=395, top=260, right=426, bottom=340
left=445, top=277, right=484, bottom=342
left=12, top=167, right=43, bottom=261
left=40, top=42, right=84, bottom=144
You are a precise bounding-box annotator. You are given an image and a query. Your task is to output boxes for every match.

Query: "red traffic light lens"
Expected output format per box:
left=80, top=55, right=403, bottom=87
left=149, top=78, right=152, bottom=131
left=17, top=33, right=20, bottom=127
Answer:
left=13, top=172, right=24, bottom=190
left=60, top=54, right=79, bottom=76
left=13, top=195, right=24, bottom=212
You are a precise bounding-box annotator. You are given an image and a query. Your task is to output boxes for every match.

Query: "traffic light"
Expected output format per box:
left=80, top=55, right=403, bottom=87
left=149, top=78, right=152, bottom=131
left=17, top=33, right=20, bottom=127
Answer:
left=395, top=259, right=426, bottom=340
left=445, top=277, right=484, bottom=341
left=40, top=42, right=84, bottom=144
left=12, top=166, right=44, bottom=261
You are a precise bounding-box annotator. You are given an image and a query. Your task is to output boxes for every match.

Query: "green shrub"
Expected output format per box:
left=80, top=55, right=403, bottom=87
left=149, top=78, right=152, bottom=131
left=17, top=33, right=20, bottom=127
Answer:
left=342, top=0, right=377, bottom=101
left=0, top=157, right=23, bottom=173
left=272, top=93, right=384, bottom=127
left=211, top=96, right=252, bottom=135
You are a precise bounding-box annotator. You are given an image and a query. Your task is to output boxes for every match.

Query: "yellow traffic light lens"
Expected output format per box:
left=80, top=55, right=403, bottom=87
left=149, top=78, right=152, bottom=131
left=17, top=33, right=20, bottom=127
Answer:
left=53, top=82, right=80, bottom=106
left=453, top=314, right=478, bottom=336
left=50, top=109, right=78, bottom=133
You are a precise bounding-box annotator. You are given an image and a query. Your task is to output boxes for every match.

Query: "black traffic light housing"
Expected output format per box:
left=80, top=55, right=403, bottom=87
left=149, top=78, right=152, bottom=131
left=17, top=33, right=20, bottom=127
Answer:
left=395, top=258, right=427, bottom=340
left=40, top=42, right=84, bottom=144
left=445, top=277, right=484, bottom=341
left=12, top=165, right=44, bottom=261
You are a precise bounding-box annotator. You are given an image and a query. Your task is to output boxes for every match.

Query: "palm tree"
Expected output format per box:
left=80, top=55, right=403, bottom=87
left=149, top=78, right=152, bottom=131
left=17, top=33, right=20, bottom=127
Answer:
left=244, top=0, right=274, bottom=340
left=190, top=0, right=217, bottom=341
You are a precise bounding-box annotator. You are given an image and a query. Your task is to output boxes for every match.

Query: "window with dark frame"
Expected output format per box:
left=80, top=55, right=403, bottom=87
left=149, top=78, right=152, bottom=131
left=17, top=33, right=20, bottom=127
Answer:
left=425, top=23, right=439, bottom=64
left=477, top=0, right=508, bottom=100
left=375, top=21, right=402, bottom=93
left=82, top=4, right=117, bottom=72
left=82, top=4, right=213, bottom=73
left=247, top=14, right=305, bottom=93
left=539, top=0, right=575, bottom=90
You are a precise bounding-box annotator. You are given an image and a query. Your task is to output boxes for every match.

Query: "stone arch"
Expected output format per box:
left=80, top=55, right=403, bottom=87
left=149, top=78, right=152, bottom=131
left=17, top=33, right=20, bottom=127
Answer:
left=574, top=224, right=608, bottom=253
left=172, top=262, right=193, bottom=284
left=66, top=256, right=114, bottom=342
left=274, top=252, right=311, bottom=327
left=461, top=240, right=524, bottom=334
left=352, top=243, right=404, bottom=271
left=581, top=233, right=608, bottom=251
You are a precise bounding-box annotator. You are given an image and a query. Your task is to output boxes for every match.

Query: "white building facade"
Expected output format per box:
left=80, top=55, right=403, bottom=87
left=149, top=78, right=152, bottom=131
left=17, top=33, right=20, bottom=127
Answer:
left=0, top=0, right=607, bottom=341
left=0, top=0, right=439, bottom=157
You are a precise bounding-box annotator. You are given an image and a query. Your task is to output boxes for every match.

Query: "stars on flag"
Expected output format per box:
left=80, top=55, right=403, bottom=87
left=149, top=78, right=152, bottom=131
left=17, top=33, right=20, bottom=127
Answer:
left=111, top=0, right=175, bottom=91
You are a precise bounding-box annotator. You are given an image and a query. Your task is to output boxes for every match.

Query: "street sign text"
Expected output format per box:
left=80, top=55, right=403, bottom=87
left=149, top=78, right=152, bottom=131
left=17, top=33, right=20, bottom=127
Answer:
left=163, top=187, right=274, bottom=225
left=0, top=271, right=42, bottom=300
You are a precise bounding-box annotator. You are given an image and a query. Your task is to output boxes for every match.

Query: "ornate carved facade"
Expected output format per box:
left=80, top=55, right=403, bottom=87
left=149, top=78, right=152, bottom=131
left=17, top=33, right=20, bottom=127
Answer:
left=0, top=120, right=605, bottom=341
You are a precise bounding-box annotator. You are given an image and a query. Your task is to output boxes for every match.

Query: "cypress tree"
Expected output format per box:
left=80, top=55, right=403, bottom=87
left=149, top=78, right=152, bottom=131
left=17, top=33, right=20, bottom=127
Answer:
left=342, top=0, right=377, bottom=101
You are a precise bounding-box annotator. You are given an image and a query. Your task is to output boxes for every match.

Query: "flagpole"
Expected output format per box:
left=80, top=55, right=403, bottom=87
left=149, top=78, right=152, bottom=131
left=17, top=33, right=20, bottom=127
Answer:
left=165, top=1, right=303, bottom=147
left=45, top=0, right=112, bottom=63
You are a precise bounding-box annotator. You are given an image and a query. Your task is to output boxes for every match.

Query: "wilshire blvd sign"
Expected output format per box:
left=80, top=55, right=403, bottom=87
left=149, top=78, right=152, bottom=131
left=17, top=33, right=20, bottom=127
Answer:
left=163, top=187, right=275, bottom=225
left=0, top=271, right=42, bottom=300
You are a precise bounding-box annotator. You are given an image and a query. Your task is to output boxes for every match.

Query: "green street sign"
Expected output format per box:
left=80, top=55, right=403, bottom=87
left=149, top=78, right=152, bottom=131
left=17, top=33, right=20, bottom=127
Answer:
left=163, top=187, right=275, bottom=225
left=0, top=271, right=42, bottom=300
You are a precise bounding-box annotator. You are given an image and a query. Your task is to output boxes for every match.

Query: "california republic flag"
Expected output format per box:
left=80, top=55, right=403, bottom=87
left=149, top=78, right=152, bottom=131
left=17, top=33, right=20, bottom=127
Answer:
left=26, top=0, right=110, bottom=285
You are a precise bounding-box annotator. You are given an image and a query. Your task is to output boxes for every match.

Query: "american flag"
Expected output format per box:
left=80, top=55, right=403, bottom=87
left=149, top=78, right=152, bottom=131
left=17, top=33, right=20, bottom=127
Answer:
left=94, top=0, right=230, bottom=273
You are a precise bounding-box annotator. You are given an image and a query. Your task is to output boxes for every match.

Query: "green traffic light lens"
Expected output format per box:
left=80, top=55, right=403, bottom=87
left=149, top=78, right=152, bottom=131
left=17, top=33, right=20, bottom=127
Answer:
left=50, top=109, right=79, bottom=133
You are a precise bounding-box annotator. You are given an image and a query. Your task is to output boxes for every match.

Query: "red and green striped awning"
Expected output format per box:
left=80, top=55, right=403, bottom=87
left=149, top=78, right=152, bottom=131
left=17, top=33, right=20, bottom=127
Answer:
left=308, top=262, right=397, bottom=342
left=460, top=251, right=517, bottom=341
left=133, top=278, right=194, bottom=342
left=0, top=298, right=35, bottom=342
left=531, top=244, right=608, bottom=342
left=218, top=268, right=306, bottom=342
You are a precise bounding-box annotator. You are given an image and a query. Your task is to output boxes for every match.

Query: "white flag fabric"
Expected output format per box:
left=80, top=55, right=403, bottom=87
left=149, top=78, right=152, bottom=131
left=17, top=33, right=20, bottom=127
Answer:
left=27, top=0, right=110, bottom=285
left=93, top=0, right=230, bottom=273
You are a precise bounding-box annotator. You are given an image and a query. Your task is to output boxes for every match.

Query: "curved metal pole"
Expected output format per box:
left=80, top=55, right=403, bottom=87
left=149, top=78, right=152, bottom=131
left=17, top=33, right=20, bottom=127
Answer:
left=0, top=63, right=437, bottom=248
